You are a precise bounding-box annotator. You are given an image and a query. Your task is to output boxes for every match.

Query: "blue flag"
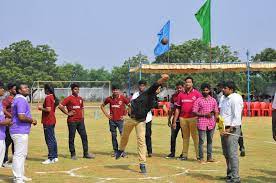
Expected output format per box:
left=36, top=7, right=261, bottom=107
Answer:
left=154, top=20, right=170, bottom=56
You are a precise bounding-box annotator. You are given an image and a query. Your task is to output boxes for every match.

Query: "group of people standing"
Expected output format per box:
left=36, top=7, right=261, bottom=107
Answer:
left=101, top=75, right=245, bottom=183
left=0, top=82, right=94, bottom=183
left=2, top=74, right=272, bottom=183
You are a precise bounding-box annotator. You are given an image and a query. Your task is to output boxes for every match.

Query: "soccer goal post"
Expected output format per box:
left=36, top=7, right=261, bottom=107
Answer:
left=31, top=81, right=111, bottom=108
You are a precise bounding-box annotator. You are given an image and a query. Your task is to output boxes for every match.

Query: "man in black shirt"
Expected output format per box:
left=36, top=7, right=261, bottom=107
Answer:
left=115, top=74, right=169, bottom=174
left=272, top=93, right=276, bottom=141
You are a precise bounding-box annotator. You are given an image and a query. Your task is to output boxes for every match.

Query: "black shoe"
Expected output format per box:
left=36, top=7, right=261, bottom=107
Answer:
left=139, top=163, right=147, bottom=174
left=165, top=153, right=175, bottom=159
left=71, top=155, right=77, bottom=160
left=240, top=150, right=245, bottom=157
left=220, top=176, right=231, bottom=180
left=115, top=150, right=124, bottom=160
left=226, top=178, right=240, bottom=183
left=148, top=153, right=152, bottom=157
left=179, top=156, right=188, bottom=161
left=225, top=176, right=232, bottom=181
left=83, top=153, right=95, bottom=159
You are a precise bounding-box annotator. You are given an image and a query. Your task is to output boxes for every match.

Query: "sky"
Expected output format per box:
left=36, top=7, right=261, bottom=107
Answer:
left=0, top=0, right=275, bottom=70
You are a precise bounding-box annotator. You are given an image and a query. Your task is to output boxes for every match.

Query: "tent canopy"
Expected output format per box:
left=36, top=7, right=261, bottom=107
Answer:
left=130, top=62, right=276, bottom=74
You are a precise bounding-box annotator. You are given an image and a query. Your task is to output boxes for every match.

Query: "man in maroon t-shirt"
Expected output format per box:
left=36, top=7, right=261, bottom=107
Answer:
left=2, top=83, right=16, bottom=166
left=58, top=83, right=95, bottom=160
left=101, top=84, right=130, bottom=156
left=173, top=76, right=202, bottom=161
left=166, top=81, right=184, bottom=159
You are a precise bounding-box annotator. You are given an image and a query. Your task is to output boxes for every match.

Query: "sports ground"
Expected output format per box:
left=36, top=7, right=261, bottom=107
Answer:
left=0, top=106, right=275, bottom=183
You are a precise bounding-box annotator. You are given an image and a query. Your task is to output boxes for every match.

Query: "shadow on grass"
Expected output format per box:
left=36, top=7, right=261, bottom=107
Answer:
left=185, top=172, right=222, bottom=182
left=242, top=169, right=276, bottom=183
left=189, top=168, right=276, bottom=183
left=93, top=151, right=167, bottom=158
left=26, top=157, right=45, bottom=162
left=0, top=174, right=12, bottom=183
left=243, top=176, right=276, bottom=183
left=252, top=169, right=276, bottom=177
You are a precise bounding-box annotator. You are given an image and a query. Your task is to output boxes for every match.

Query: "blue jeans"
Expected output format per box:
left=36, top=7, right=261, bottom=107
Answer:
left=109, top=120, right=124, bottom=151
left=198, top=128, right=215, bottom=160
left=43, top=124, right=58, bottom=160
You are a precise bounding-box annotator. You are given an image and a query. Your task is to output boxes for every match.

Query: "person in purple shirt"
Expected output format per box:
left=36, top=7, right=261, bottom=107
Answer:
left=10, top=83, right=37, bottom=183
left=0, top=81, right=12, bottom=167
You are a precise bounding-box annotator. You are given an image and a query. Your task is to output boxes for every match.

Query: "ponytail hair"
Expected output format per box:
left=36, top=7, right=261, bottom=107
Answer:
left=44, top=84, right=59, bottom=108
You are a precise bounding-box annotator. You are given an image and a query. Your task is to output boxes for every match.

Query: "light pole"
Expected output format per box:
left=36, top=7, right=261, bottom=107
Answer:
left=128, top=58, right=131, bottom=96
left=246, top=49, right=251, bottom=116
left=139, top=51, right=142, bottom=80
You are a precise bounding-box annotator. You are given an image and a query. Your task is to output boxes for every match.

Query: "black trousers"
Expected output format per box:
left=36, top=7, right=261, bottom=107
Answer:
left=4, top=127, right=14, bottom=163
left=272, top=110, right=276, bottom=141
left=145, top=121, right=152, bottom=154
left=170, top=122, right=182, bottom=155
left=238, top=126, right=245, bottom=151
left=67, top=121, right=89, bottom=156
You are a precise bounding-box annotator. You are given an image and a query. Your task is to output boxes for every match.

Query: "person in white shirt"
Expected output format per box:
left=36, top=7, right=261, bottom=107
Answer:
left=272, top=92, right=276, bottom=141
left=219, top=81, right=243, bottom=183
left=132, top=80, right=155, bottom=157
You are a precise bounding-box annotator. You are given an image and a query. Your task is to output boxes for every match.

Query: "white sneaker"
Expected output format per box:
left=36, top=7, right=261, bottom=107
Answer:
left=42, top=159, right=54, bottom=165
left=53, top=158, right=58, bottom=162
left=23, top=176, right=32, bottom=182
left=2, top=162, right=12, bottom=168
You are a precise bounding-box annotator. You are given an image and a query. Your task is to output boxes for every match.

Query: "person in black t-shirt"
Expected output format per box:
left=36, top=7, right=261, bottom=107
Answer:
left=115, top=74, right=169, bottom=174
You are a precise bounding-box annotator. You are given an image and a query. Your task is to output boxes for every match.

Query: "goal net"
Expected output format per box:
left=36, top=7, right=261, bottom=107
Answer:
left=31, top=81, right=111, bottom=108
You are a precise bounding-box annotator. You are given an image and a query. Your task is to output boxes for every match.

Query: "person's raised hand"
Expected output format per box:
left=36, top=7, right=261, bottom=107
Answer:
left=161, top=74, right=169, bottom=81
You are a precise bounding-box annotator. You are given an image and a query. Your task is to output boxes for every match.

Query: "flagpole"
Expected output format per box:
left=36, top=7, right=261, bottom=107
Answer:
left=209, top=0, right=212, bottom=80
left=167, top=46, right=170, bottom=63
left=209, top=43, right=212, bottom=66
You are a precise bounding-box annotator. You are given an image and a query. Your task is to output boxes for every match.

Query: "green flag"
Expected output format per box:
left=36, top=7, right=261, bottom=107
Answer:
left=195, top=0, right=211, bottom=45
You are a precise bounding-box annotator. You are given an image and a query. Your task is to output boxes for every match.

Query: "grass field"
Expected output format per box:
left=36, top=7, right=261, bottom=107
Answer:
left=0, top=106, right=276, bottom=183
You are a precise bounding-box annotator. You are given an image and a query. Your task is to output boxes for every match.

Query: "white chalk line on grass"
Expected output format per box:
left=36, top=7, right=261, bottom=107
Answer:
left=35, top=164, right=219, bottom=182
left=263, top=141, right=276, bottom=145
left=36, top=166, right=88, bottom=178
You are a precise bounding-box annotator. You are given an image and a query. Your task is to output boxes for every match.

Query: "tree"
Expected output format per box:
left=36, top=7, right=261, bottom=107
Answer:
left=0, top=40, right=58, bottom=85
left=252, top=48, right=276, bottom=62
left=153, top=39, right=241, bottom=89
left=88, top=67, right=111, bottom=81
left=251, top=48, right=276, bottom=94
left=56, top=63, right=89, bottom=81
left=155, top=39, right=240, bottom=64
left=111, top=53, right=150, bottom=90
